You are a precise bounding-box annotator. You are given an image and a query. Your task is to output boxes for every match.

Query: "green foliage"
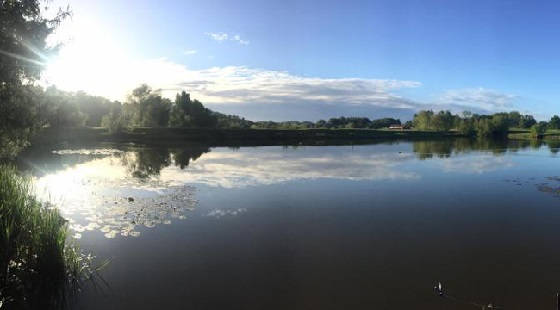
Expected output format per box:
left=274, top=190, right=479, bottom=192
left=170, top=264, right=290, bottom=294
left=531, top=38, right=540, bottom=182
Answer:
left=457, top=118, right=476, bottom=136
left=215, top=113, right=252, bottom=128
left=473, top=114, right=509, bottom=137
left=0, top=165, right=98, bottom=309
left=169, top=91, right=217, bottom=128
left=412, top=110, right=434, bottom=130
left=0, top=85, right=43, bottom=158
left=0, top=0, right=70, bottom=159
left=42, top=87, right=87, bottom=128
left=73, top=91, right=121, bottom=127
left=125, top=85, right=171, bottom=127
left=101, top=106, right=126, bottom=134
left=549, top=115, right=560, bottom=129
left=530, top=122, right=547, bottom=138
left=431, top=110, right=455, bottom=132
left=506, top=111, right=521, bottom=127
left=412, top=109, right=517, bottom=137
left=518, top=114, right=537, bottom=128
left=412, top=110, right=455, bottom=132
left=247, top=116, right=401, bottom=130
left=370, top=118, right=401, bottom=129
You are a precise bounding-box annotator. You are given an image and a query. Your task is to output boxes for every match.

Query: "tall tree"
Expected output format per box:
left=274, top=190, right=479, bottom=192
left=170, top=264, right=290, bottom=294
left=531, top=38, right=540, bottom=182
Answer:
left=549, top=115, right=560, bottom=130
left=169, top=90, right=217, bottom=128
left=413, top=110, right=434, bottom=130
left=126, top=84, right=171, bottom=127
left=0, top=0, right=69, bottom=158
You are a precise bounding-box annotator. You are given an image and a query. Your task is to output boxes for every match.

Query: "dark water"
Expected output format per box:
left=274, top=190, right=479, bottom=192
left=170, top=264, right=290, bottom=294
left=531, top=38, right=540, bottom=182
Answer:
left=19, top=139, right=560, bottom=309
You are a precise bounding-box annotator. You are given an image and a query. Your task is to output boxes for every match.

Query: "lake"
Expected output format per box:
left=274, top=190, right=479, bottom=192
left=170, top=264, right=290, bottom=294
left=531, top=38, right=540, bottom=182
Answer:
left=18, top=138, right=560, bottom=309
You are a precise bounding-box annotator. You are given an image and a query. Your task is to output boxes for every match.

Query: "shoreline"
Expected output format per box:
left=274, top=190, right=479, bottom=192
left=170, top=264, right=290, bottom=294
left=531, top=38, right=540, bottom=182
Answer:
left=30, top=127, right=466, bottom=148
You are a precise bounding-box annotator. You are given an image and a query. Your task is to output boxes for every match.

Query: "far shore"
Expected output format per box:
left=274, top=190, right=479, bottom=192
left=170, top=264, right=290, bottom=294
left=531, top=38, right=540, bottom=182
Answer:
left=30, top=126, right=560, bottom=149
left=30, top=126, right=469, bottom=148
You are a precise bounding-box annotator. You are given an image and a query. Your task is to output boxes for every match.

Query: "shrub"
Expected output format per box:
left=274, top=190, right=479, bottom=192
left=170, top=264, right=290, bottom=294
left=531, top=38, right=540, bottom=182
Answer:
left=530, top=122, right=547, bottom=138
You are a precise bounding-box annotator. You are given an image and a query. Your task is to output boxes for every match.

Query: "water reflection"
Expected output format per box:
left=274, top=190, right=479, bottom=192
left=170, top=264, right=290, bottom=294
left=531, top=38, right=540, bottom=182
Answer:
left=412, top=138, right=531, bottom=159
left=206, top=208, right=248, bottom=219
left=160, top=149, right=420, bottom=188
left=22, top=138, right=558, bottom=239
left=32, top=148, right=202, bottom=239
left=120, top=147, right=210, bottom=179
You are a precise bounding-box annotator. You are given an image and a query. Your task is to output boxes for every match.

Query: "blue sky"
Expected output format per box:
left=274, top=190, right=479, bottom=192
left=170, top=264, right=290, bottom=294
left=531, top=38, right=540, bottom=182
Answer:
left=44, top=0, right=560, bottom=121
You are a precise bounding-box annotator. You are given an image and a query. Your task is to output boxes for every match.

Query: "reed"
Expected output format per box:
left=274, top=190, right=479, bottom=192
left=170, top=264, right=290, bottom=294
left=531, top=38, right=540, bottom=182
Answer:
left=0, top=165, right=99, bottom=309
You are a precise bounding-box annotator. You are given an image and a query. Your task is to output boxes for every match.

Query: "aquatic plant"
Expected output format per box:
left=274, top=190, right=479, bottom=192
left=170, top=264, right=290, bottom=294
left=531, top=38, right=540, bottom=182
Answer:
left=0, top=165, right=100, bottom=309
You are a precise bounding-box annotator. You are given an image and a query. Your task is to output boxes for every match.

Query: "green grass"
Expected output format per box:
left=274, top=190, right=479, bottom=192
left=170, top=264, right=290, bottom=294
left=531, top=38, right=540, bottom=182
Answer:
left=0, top=165, right=101, bottom=309
left=508, top=128, right=560, bottom=140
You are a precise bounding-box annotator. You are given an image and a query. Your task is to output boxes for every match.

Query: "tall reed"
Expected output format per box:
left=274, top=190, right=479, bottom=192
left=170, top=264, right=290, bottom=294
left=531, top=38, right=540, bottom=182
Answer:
left=0, top=165, right=97, bottom=309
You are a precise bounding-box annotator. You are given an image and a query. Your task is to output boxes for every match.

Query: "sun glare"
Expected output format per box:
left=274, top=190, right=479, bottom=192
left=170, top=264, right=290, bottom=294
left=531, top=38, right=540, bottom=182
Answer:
left=44, top=19, right=138, bottom=100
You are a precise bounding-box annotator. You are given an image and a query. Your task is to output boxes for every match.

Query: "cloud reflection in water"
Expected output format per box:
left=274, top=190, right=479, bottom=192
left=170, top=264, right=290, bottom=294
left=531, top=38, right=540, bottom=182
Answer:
left=30, top=142, right=519, bottom=239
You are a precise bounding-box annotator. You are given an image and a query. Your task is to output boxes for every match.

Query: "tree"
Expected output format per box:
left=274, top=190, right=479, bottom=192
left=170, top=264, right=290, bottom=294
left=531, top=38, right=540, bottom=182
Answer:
left=101, top=105, right=126, bottom=133
left=507, top=111, right=521, bottom=128
left=457, top=118, right=475, bottom=136
left=531, top=122, right=547, bottom=138
left=549, top=115, right=560, bottom=130
left=431, top=110, right=454, bottom=132
left=370, top=118, right=400, bottom=129
left=73, top=91, right=119, bottom=126
left=42, top=86, right=87, bottom=127
left=169, top=91, right=217, bottom=128
left=519, top=114, right=536, bottom=128
left=412, top=110, right=434, bottom=130
left=126, top=84, right=171, bottom=127
left=0, top=0, right=70, bottom=158
left=474, top=114, right=509, bottom=137
left=316, top=120, right=327, bottom=128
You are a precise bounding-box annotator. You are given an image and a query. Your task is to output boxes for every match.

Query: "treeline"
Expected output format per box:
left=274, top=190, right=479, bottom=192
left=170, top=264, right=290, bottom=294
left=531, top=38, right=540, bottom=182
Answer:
left=39, top=84, right=405, bottom=133
left=99, top=84, right=252, bottom=132
left=251, top=117, right=403, bottom=130
left=412, top=110, right=557, bottom=137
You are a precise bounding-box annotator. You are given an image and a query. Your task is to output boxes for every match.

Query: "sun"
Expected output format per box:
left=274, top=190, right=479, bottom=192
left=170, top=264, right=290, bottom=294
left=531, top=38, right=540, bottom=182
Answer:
left=43, top=18, right=137, bottom=100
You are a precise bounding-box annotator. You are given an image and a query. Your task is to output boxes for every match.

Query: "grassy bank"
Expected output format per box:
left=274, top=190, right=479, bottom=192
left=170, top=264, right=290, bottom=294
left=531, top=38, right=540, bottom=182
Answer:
left=0, top=165, right=96, bottom=309
left=31, top=127, right=465, bottom=148
left=508, top=128, right=560, bottom=140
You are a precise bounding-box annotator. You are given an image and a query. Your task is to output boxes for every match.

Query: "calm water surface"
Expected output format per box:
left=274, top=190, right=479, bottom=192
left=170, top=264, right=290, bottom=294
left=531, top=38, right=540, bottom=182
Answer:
left=19, top=139, right=560, bottom=309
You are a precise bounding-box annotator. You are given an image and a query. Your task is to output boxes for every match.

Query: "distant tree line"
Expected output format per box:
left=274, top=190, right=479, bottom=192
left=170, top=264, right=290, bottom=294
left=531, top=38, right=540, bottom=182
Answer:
left=62, top=84, right=405, bottom=133
left=412, top=110, right=556, bottom=138
left=251, top=117, right=403, bottom=130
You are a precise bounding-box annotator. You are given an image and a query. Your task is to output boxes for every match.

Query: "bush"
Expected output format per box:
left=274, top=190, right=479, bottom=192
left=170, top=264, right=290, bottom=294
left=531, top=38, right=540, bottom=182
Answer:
left=530, top=122, right=547, bottom=138
left=101, top=110, right=126, bottom=134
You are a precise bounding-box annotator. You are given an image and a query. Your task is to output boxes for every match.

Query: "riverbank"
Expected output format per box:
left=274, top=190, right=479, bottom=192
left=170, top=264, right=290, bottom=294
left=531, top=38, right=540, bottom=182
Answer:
left=508, top=128, right=560, bottom=140
left=0, top=165, right=96, bottom=309
left=30, top=127, right=465, bottom=149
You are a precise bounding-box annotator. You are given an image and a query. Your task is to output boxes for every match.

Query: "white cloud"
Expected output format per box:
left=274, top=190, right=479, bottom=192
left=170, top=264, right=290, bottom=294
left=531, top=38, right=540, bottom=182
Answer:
left=206, top=32, right=229, bottom=41
left=183, top=49, right=197, bottom=55
left=206, top=32, right=250, bottom=45
left=436, top=88, right=518, bottom=113
left=438, top=154, right=513, bottom=174
left=45, top=55, right=423, bottom=118
left=160, top=147, right=420, bottom=188
left=150, top=61, right=422, bottom=109
left=231, top=34, right=250, bottom=45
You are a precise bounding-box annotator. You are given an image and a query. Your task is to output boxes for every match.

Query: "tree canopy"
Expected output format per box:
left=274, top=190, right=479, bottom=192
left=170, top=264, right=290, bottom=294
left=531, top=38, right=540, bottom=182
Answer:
left=0, top=0, right=69, bottom=158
